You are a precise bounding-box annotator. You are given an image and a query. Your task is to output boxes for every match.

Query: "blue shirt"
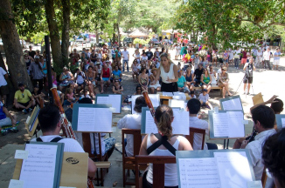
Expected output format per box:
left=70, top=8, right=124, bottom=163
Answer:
left=112, top=70, right=122, bottom=79
left=274, top=52, right=281, bottom=60
left=177, top=76, right=186, bottom=88
left=0, top=102, right=6, bottom=120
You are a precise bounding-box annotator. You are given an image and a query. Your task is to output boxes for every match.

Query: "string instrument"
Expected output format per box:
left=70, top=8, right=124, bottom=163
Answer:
left=51, top=88, right=95, bottom=188
left=142, top=90, right=155, bottom=117
left=50, top=87, right=76, bottom=139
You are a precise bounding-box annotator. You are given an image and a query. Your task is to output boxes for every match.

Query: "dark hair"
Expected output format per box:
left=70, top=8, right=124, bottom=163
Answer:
left=134, top=96, right=147, bottom=113
left=251, top=105, right=275, bottom=129
left=270, top=98, right=283, bottom=114
left=187, top=98, right=201, bottom=114
left=75, top=68, right=80, bottom=72
left=136, top=85, right=142, bottom=91
left=262, top=129, right=285, bottom=187
left=140, top=67, right=146, bottom=73
left=18, top=83, right=24, bottom=87
left=38, top=105, right=61, bottom=132
left=155, top=105, right=173, bottom=140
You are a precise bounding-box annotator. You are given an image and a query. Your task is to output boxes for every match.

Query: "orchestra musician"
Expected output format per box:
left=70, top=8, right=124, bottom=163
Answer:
left=31, top=105, right=97, bottom=179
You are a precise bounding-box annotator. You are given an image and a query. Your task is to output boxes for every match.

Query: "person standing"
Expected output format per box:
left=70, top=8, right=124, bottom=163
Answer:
left=240, top=49, right=247, bottom=69
left=29, top=56, right=44, bottom=93
left=0, top=67, right=9, bottom=106
left=145, top=47, right=154, bottom=61
left=273, top=48, right=281, bottom=70
left=154, top=53, right=178, bottom=92
left=121, top=47, right=129, bottom=72
left=243, top=57, right=256, bottom=95
left=233, top=48, right=240, bottom=69
left=263, top=48, right=272, bottom=70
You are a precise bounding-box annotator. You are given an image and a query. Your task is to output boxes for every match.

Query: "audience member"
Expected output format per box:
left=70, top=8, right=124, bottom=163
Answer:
left=177, top=70, right=189, bottom=93
left=193, top=63, right=204, bottom=87
left=217, top=66, right=232, bottom=98
left=59, top=67, right=74, bottom=91
left=138, top=67, right=149, bottom=91
left=14, top=83, right=35, bottom=113
left=198, top=89, right=210, bottom=109
left=0, top=101, right=17, bottom=132
left=29, top=56, right=44, bottom=92
left=112, top=79, right=123, bottom=94
left=0, top=67, right=9, bottom=106
left=132, top=60, right=140, bottom=81
left=149, top=68, right=161, bottom=94
left=201, top=68, right=212, bottom=94
left=100, top=63, right=111, bottom=93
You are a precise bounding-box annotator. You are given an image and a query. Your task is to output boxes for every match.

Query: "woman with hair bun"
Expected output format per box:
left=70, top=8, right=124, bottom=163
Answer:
left=139, top=105, right=192, bottom=188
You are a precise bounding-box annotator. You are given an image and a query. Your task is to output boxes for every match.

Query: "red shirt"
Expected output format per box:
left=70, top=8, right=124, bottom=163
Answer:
left=242, top=51, right=247, bottom=59
left=102, top=68, right=110, bottom=78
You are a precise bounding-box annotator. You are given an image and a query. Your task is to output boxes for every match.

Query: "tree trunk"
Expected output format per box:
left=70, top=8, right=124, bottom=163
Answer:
left=95, top=27, right=99, bottom=45
left=61, top=0, right=70, bottom=68
left=45, top=0, right=63, bottom=74
left=113, top=23, right=116, bottom=43
left=117, top=22, right=120, bottom=47
left=0, top=0, right=32, bottom=90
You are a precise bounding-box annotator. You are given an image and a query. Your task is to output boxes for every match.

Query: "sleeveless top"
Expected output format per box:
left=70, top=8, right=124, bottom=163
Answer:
left=102, top=68, right=110, bottom=78
left=203, top=75, right=210, bottom=84
left=185, top=73, right=192, bottom=82
left=146, top=134, right=181, bottom=186
left=160, top=63, right=175, bottom=84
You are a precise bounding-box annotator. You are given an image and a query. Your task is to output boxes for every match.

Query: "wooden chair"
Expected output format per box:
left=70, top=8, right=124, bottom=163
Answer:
left=82, top=132, right=110, bottom=186
left=135, top=156, right=176, bottom=188
left=185, top=127, right=206, bottom=150
left=121, top=128, right=142, bottom=187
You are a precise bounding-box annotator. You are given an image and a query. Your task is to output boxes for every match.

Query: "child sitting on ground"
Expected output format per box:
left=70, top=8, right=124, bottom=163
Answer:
left=190, top=90, right=196, bottom=99
left=112, top=80, right=124, bottom=94
left=198, top=89, right=211, bottom=109
left=177, top=70, right=190, bottom=93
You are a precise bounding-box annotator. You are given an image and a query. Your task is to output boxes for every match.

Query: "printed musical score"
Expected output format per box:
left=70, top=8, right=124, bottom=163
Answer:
left=221, top=97, right=242, bottom=111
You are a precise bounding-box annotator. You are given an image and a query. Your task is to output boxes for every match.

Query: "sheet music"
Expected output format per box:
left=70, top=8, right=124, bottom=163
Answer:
left=221, top=97, right=243, bottom=111
left=173, top=92, right=186, bottom=100
left=214, top=151, right=253, bottom=188
left=19, top=144, right=58, bottom=188
left=97, top=95, right=121, bottom=113
left=172, top=109, right=189, bottom=135
left=145, top=111, right=158, bottom=134
left=282, top=118, right=285, bottom=128
left=132, top=94, right=160, bottom=114
left=77, top=107, right=112, bottom=132
left=162, top=92, right=174, bottom=96
left=108, top=95, right=121, bottom=113
left=169, top=99, right=186, bottom=109
left=227, top=111, right=245, bottom=138
left=213, top=113, right=228, bottom=137
left=247, top=181, right=262, bottom=188
left=178, top=158, right=221, bottom=188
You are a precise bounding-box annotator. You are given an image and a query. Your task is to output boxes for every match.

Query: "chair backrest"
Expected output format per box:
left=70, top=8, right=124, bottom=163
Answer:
left=135, top=156, right=176, bottom=188
left=185, top=127, right=206, bottom=150
left=82, top=132, right=105, bottom=161
left=121, top=128, right=142, bottom=157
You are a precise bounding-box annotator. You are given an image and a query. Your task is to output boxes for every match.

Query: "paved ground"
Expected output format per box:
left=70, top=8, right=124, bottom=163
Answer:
left=0, top=47, right=284, bottom=187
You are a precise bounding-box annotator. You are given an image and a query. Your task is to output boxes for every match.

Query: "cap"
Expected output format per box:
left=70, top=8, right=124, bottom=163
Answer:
left=202, top=89, right=208, bottom=92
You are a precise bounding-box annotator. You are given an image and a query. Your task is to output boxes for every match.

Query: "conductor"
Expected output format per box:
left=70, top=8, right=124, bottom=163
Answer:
left=243, top=57, right=255, bottom=95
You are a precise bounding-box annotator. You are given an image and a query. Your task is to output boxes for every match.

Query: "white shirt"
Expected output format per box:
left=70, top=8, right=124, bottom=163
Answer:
left=31, top=135, right=84, bottom=152
left=0, top=67, right=7, bottom=87
left=160, top=63, right=175, bottom=83
left=198, top=93, right=209, bottom=102
left=189, top=116, right=209, bottom=150
left=122, top=50, right=129, bottom=60
left=246, top=129, right=276, bottom=180
left=117, top=113, right=142, bottom=157
left=263, top=51, right=271, bottom=61
left=141, top=56, right=148, bottom=61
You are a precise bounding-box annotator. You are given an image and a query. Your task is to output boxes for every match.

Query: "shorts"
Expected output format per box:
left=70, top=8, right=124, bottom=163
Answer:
left=273, top=60, right=280, bottom=65
left=102, top=78, right=109, bottom=82
left=243, top=77, right=253, bottom=84
left=18, top=101, right=30, bottom=107
left=0, top=85, right=9, bottom=95
left=241, top=58, right=247, bottom=65
left=223, top=59, right=228, bottom=63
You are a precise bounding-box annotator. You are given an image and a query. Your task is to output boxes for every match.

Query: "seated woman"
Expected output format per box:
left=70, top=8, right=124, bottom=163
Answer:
left=217, top=67, right=232, bottom=98
left=63, top=88, right=78, bottom=108
left=200, top=68, right=212, bottom=94
left=100, top=63, right=111, bottom=93
left=149, top=68, right=161, bottom=94
left=138, top=67, right=149, bottom=91
left=132, top=59, right=140, bottom=82
left=139, top=105, right=192, bottom=188
left=209, top=65, right=217, bottom=86
left=59, top=67, right=74, bottom=91
left=112, top=79, right=124, bottom=94
left=185, top=67, right=194, bottom=91
left=134, top=85, right=142, bottom=95
left=177, top=70, right=190, bottom=93
left=85, top=66, right=96, bottom=98
left=0, top=101, right=17, bottom=133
